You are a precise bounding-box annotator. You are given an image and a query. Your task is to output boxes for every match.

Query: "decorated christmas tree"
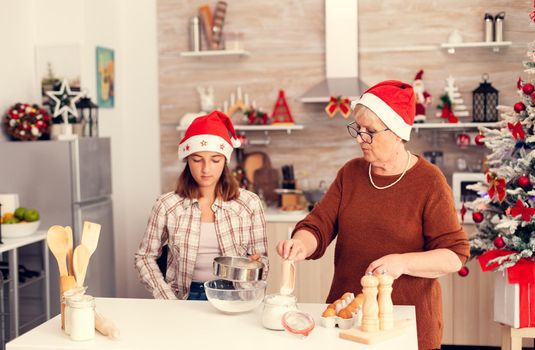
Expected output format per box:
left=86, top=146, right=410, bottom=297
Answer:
left=466, top=42, right=535, bottom=271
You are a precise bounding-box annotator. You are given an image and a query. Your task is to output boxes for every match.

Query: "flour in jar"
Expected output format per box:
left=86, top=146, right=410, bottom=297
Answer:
left=261, top=294, right=298, bottom=330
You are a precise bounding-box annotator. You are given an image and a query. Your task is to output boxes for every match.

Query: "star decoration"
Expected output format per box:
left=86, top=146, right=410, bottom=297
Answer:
left=220, top=143, right=225, bottom=150
left=201, top=140, right=207, bottom=146
left=186, top=145, right=190, bottom=151
left=46, top=79, right=83, bottom=118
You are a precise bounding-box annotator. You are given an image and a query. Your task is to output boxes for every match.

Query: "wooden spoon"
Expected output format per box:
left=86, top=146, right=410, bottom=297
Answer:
left=65, top=226, right=74, bottom=276
left=46, top=225, right=69, bottom=276
left=280, top=259, right=295, bottom=295
left=81, top=221, right=101, bottom=258
left=73, top=244, right=90, bottom=287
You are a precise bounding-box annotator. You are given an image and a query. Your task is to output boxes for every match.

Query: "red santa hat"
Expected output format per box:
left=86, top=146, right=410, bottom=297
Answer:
left=351, top=80, right=416, bottom=141
left=178, top=110, right=241, bottom=163
left=414, top=69, right=424, bottom=81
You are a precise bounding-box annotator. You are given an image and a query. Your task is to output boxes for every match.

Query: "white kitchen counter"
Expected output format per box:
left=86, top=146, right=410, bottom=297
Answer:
left=7, top=298, right=418, bottom=350
left=264, top=208, right=307, bottom=222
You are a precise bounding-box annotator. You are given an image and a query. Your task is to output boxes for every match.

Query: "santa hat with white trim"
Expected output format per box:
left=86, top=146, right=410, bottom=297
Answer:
left=351, top=80, right=416, bottom=141
left=178, top=110, right=241, bottom=163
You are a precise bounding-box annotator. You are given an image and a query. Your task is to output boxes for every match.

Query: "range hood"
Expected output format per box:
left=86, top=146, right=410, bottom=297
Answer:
left=301, top=0, right=367, bottom=103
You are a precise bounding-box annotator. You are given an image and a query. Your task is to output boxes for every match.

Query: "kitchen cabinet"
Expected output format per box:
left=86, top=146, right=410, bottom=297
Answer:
left=0, top=232, right=50, bottom=348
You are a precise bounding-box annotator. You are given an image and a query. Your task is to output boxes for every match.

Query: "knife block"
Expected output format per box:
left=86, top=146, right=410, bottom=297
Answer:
left=59, top=275, right=77, bottom=329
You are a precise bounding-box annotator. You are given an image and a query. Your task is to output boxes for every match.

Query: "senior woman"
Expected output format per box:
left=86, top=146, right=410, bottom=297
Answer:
left=277, top=80, right=469, bottom=350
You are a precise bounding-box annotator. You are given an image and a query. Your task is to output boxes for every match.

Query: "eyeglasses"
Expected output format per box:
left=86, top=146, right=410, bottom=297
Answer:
left=346, top=121, right=390, bottom=144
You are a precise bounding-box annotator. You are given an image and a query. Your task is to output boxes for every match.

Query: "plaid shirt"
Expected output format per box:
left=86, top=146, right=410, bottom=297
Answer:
left=135, top=189, right=268, bottom=299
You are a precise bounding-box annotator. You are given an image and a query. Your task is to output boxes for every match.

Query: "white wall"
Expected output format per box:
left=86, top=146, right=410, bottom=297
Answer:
left=0, top=0, right=159, bottom=298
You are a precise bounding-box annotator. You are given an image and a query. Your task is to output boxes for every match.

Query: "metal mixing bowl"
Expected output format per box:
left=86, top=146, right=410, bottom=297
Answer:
left=204, top=279, right=267, bottom=313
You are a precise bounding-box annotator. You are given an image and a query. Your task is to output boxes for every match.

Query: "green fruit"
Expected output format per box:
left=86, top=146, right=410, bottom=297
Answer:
left=14, top=207, right=26, bottom=220
left=24, top=209, right=39, bottom=222
left=4, top=218, right=20, bottom=224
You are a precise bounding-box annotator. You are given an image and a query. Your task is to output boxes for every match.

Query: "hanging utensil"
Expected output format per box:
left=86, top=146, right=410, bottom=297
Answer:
left=73, top=244, right=90, bottom=287
left=46, top=225, right=69, bottom=276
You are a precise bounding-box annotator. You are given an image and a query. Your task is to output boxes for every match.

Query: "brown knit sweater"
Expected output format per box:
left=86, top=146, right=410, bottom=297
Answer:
left=294, top=156, right=469, bottom=350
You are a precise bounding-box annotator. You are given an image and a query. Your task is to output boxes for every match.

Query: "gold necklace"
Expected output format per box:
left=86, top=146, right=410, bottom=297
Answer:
left=368, top=151, right=411, bottom=190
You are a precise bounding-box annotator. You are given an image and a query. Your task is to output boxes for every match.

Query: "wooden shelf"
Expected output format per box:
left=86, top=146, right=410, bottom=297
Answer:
left=413, top=122, right=501, bottom=130
left=177, top=124, right=304, bottom=134
left=440, top=41, right=512, bottom=54
left=360, top=45, right=438, bottom=53
left=179, top=49, right=250, bottom=58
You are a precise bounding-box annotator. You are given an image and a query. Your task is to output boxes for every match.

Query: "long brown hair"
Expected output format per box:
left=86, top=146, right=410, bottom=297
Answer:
left=175, top=163, right=240, bottom=201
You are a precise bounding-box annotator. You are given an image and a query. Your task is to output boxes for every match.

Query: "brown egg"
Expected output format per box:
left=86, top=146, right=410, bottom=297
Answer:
left=326, top=303, right=336, bottom=310
left=322, top=308, right=337, bottom=317
left=345, top=303, right=358, bottom=313
left=338, top=308, right=353, bottom=319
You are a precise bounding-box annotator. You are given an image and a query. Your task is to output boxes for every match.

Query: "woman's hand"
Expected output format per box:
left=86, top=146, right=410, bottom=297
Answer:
left=276, top=239, right=308, bottom=262
left=365, top=254, right=407, bottom=279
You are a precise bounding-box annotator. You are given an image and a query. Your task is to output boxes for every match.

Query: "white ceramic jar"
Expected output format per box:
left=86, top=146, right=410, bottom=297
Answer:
left=261, top=293, right=297, bottom=330
left=67, top=295, right=95, bottom=341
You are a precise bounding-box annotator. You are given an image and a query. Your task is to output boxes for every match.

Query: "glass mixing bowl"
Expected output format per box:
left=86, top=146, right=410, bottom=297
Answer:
left=204, top=279, right=267, bottom=313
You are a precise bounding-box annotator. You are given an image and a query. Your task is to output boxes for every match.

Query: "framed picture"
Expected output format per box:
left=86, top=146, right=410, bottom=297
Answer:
left=96, top=47, right=115, bottom=108
left=34, top=45, right=81, bottom=111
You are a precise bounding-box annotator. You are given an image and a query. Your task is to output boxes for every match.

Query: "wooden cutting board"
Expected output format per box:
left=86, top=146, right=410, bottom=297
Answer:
left=254, top=166, right=279, bottom=205
left=243, top=151, right=268, bottom=184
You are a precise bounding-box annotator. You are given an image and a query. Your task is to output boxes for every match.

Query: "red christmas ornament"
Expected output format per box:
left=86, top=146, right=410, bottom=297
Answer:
left=458, top=266, right=469, bottom=277
left=472, top=211, right=484, bottom=223
left=514, top=102, right=526, bottom=113
left=518, top=175, right=530, bottom=189
left=523, top=83, right=535, bottom=95
left=493, top=236, right=505, bottom=248
left=475, top=134, right=485, bottom=146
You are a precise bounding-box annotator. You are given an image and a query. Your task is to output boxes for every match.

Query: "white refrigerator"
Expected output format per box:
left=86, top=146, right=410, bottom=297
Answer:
left=0, top=137, right=116, bottom=314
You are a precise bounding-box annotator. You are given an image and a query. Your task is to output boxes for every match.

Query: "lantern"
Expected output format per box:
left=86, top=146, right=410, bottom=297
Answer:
left=472, top=73, right=499, bottom=122
left=75, top=96, right=99, bottom=137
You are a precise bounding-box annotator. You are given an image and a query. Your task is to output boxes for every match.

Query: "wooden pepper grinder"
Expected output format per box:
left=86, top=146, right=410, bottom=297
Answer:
left=378, top=273, right=394, bottom=331
left=361, top=272, right=379, bottom=332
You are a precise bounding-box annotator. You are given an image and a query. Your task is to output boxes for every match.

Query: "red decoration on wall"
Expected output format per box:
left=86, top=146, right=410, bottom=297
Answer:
left=271, top=90, right=294, bottom=124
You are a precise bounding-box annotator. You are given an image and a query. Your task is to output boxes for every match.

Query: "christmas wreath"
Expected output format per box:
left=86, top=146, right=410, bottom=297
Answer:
left=3, top=103, right=52, bottom=141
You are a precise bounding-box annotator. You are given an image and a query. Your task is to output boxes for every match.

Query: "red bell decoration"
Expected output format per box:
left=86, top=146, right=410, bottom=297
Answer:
left=472, top=211, right=484, bottom=223
left=458, top=266, right=469, bottom=277
left=493, top=236, right=505, bottom=248
left=475, top=134, right=485, bottom=146
left=514, top=102, right=526, bottom=113
left=518, top=175, right=530, bottom=189
left=523, top=83, right=535, bottom=95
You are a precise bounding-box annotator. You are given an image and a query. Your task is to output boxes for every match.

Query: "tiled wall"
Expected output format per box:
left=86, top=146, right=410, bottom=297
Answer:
left=158, top=0, right=533, bottom=192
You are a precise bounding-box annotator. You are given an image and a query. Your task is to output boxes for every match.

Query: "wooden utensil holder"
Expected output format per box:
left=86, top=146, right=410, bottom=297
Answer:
left=59, top=275, right=77, bottom=329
